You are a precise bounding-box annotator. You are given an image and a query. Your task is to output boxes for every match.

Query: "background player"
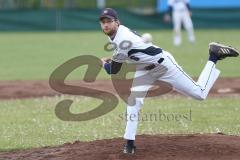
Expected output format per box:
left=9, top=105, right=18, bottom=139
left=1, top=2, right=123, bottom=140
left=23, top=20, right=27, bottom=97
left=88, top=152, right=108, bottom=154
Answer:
left=99, top=8, right=239, bottom=154
left=164, top=0, right=195, bottom=46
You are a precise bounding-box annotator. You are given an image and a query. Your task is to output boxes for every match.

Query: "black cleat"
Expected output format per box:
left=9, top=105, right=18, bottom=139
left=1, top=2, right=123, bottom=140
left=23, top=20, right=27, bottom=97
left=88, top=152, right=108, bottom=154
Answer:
left=123, top=144, right=136, bottom=154
left=209, top=42, right=239, bottom=60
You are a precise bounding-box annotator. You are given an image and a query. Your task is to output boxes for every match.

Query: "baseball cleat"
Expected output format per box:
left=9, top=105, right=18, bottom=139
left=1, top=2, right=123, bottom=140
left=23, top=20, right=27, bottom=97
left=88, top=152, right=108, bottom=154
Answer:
left=209, top=42, right=239, bottom=60
left=123, top=144, right=136, bottom=154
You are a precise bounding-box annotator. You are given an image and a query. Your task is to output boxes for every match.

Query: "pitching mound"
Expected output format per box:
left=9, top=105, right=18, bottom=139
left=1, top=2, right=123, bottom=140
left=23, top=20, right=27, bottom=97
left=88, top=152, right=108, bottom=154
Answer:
left=1, top=134, right=240, bottom=160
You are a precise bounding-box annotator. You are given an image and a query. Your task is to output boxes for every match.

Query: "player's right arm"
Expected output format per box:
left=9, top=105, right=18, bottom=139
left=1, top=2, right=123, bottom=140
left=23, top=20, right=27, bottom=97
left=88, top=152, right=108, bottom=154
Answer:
left=185, top=0, right=192, bottom=16
left=101, top=58, right=122, bottom=74
left=167, top=0, right=173, bottom=13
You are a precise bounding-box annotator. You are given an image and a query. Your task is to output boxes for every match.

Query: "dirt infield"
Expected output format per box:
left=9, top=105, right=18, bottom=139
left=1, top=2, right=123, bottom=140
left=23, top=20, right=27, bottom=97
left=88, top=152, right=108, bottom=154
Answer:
left=1, top=78, right=240, bottom=159
left=0, top=77, right=240, bottom=100
left=1, top=134, right=240, bottom=160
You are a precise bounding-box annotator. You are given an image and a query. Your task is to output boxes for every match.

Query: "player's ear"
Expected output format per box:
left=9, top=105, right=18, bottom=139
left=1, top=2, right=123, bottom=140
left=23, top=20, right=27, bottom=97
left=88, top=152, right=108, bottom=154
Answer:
left=116, top=19, right=120, bottom=26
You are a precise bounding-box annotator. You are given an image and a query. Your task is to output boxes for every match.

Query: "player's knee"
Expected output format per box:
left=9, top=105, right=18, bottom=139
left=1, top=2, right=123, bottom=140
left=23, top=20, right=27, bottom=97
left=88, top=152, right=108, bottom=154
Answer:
left=196, top=97, right=205, bottom=101
left=185, top=25, right=193, bottom=31
left=189, top=92, right=206, bottom=101
left=194, top=95, right=206, bottom=101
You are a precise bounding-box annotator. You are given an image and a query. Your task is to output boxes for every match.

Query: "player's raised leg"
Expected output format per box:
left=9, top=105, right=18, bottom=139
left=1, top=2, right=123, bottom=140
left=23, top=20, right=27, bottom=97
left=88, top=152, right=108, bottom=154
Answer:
left=158, top=42, right=239, bottom=100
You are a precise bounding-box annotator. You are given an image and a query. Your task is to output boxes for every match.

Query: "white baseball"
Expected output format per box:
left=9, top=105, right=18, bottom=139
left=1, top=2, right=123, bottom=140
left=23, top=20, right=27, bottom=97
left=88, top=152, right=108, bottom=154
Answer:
left=142, top=33, right=153, bottom=43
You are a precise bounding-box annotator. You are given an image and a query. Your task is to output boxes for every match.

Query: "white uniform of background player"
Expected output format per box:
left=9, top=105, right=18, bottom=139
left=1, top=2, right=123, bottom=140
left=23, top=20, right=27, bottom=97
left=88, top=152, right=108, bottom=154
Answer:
left=110, top=25, right=219, bottom=140
left=167, top=0, right=195, bottom=46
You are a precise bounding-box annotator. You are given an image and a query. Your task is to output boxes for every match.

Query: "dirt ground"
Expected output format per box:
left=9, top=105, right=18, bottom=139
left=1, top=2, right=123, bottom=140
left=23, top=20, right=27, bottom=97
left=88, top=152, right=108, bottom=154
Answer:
left=0, top=77, right=240, bottom=100
left=0, top=78, right=240, bottom=160
left=1, top=134, right=240, bottom=160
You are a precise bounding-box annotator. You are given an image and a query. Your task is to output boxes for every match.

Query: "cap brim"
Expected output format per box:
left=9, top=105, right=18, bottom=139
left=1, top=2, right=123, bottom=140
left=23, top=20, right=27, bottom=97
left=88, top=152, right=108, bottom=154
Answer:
left=99, top=15, right=115, bottom=21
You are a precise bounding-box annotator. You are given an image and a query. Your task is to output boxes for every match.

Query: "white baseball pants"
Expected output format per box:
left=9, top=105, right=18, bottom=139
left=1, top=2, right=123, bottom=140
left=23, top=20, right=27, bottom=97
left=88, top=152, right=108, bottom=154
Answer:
left=124, top=51, right=220, bottom=140
left=172, top=10, right=195, bottom=46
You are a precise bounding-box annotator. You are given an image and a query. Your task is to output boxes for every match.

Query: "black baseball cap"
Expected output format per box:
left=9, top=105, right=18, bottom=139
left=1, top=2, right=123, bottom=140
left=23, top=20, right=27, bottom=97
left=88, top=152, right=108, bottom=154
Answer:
left=99, top=8, right=118, bottom=21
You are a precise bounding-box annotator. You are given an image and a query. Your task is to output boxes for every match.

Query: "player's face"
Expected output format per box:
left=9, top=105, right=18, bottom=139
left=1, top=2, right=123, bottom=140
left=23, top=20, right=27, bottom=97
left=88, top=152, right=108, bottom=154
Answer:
left=100, top=18, right=119, bottom=36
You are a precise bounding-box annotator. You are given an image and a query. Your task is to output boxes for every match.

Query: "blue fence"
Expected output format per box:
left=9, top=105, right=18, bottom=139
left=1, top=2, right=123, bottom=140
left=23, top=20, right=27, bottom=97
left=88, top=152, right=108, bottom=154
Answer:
left=157, top=0, right=240, bottom=12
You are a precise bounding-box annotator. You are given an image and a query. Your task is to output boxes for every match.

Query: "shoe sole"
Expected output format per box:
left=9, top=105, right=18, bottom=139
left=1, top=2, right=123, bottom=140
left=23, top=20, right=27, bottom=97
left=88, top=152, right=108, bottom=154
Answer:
left=123, top=146, right=136, bottom=154
left=209, top=42, right=239, bottom=57
left=123, top=150, right=135, bottom=154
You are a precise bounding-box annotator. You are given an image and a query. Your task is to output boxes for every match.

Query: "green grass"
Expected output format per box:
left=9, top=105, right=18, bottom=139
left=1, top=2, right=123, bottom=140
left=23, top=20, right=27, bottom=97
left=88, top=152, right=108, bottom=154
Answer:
left=0, top=29, right=239, bottom=152
left=0, top=95, right=239, bottom=151
left=0, top=29, right=239, bottom=80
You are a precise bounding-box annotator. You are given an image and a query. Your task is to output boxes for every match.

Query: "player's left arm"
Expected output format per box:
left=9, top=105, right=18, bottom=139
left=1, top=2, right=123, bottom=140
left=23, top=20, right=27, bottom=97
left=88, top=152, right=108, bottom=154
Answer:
left=163, top=0, right=173, bottom=23
left=185, top=0, right=192, bottom=16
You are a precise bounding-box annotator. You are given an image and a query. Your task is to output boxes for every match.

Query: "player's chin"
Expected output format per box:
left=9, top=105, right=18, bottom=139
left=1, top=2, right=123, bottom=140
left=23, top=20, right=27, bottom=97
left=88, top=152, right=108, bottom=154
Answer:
left=103, top=30, right=112, bottom=36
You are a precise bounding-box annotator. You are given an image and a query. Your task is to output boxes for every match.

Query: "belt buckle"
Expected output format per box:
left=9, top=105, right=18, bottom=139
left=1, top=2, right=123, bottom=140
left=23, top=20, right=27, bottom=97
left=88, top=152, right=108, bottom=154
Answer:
left=144, top=58, right=164, bottom=70
left=144, top=64, right=156, bottom=70
left=158, top=58, right=164, bottom=64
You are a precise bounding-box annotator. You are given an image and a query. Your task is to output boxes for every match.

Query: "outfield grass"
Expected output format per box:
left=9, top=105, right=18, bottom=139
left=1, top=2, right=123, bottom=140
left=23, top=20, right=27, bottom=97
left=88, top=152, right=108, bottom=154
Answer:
left=0, top=95, right=239, bottom=151
left=0, top=29, right=239, bottom=151
left=0, top=29, right=239, bottom=80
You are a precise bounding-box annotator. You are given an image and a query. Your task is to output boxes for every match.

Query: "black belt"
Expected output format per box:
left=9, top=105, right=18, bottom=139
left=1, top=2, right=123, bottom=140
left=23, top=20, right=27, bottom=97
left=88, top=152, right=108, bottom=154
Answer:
left=144, top=58, right=164, bottom=70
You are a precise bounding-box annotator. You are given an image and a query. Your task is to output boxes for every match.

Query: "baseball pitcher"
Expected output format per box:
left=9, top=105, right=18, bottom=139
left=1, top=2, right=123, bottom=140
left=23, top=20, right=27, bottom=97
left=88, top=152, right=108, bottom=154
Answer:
left=99, top=8, right=239, bottom=154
